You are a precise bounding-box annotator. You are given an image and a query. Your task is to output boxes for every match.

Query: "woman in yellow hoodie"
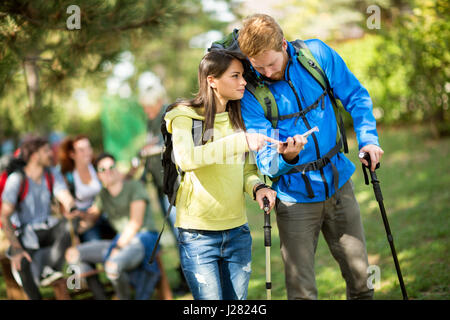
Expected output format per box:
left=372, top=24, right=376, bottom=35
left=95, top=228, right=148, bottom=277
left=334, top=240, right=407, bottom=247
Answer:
left=164, top=50, right=279, bottom=300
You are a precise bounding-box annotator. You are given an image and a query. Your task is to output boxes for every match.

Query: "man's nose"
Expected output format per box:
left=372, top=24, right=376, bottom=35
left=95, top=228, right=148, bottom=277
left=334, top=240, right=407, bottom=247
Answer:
left=263, top=68, right=273, bottom=78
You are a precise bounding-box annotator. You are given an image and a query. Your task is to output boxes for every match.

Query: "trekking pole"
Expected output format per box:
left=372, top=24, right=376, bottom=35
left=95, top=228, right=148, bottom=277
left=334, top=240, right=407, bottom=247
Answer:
left=67, top=207, right=79, bottom=247
left=263, top=196, right=272, bottom=300
left=359, top=152, right=408, bottom=300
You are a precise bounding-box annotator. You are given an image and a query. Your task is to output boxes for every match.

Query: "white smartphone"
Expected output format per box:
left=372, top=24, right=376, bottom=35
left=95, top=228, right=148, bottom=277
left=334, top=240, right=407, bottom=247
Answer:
left=301, top=126, right=319, bottom=138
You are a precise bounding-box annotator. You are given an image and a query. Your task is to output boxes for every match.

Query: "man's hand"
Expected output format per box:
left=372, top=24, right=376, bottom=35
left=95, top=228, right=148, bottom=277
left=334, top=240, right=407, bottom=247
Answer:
left=278, top=135, right=308, bottom=162
left=359, top=144, right=384, bottom=172
left=255, top=186, right=277, bottom=212
left=11, top=249, right=32, bottom=271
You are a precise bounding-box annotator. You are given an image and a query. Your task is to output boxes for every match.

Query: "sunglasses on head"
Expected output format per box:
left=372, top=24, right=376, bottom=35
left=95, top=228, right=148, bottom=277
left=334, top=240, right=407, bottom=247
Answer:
left=97, top=164, right=116, bottom=173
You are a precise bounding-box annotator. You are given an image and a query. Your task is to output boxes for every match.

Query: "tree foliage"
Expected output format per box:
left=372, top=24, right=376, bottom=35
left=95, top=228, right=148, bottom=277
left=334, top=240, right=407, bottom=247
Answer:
left=267, top=0, right=449, bottom=136
left=0, top=0, right=188, bottom=137
left=368, top=0, right=450, bottom=136
left=1, top=0, right=448, bottom=146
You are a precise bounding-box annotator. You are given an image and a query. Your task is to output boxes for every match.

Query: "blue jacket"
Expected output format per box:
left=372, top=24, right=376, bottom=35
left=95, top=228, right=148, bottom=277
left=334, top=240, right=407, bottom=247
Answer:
left=240, top=39, right=379, bottom=203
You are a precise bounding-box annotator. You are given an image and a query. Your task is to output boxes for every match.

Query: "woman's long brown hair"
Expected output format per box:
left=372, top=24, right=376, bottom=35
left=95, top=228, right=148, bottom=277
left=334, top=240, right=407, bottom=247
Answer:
left=169, top=50, right=246, bottom=144
left=59, top=135, right=90, bottom=174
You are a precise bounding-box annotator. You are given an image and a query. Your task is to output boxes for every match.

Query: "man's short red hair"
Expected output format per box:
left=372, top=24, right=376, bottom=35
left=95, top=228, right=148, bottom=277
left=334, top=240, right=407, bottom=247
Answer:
left=238, top=14, right=284, bottom=58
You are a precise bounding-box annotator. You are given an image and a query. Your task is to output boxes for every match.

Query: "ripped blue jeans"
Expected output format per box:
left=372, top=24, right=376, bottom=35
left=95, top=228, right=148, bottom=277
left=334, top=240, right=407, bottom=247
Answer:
left=178, top=223, right=252, bottom=300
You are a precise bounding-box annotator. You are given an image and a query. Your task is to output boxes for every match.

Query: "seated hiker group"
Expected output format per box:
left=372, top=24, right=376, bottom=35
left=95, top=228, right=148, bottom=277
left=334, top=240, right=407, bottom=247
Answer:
left=0, top=14, right=384, bottom=300
left=0, top=136, right=165, bottom=300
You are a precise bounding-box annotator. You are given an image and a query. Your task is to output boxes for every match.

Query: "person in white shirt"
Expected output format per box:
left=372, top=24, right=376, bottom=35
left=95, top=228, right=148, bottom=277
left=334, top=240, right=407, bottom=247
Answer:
left=59, top=135, right=116, bottom=242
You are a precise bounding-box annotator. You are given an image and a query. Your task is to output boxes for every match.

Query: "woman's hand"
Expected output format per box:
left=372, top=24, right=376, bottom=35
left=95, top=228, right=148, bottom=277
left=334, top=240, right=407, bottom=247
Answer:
left=255, top=186, right=277, bottom=212
left=245, top=132, right=283, bottom=151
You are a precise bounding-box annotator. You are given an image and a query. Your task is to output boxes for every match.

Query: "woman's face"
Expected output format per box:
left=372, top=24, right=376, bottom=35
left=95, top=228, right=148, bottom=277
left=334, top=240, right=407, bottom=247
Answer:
left=71, top=138, right=93, bottom=166
left=209, top=59, right=247, bottom=102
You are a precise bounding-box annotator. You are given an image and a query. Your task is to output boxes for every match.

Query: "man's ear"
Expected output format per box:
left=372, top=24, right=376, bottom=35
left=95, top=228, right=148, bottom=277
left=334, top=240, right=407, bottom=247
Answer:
left=207, top=75, right=217, bottom=88
left=282, top=38, right=288, bottom=51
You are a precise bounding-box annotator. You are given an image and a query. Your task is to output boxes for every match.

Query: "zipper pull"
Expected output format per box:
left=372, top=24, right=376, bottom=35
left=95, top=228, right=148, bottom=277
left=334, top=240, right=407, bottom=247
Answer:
left=288, top=80, right=294, bottom=88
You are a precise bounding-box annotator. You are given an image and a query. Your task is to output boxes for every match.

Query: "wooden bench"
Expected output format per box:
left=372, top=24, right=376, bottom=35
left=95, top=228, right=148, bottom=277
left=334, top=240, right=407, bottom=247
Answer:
left=0, top=253, right=28, bottom=299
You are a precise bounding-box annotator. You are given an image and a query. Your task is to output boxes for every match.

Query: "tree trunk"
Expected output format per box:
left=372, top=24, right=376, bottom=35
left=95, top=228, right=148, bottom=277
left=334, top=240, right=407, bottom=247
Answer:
left=23, top=55, right=41, bottom=110
left=22, top=53, right=50, bottom=134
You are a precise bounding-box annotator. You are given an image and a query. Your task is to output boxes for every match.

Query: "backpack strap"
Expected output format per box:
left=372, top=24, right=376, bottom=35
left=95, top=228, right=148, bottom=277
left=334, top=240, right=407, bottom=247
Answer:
left=18, top=171, right=28, bottom=203
left=292, top=40, right=328, bottom=90
left=44, top=169, right=54, bottom=201
left=149, top=176, right=179, bottom=264
left=277, top=89, right=327, bottom=125
left=292, top=39, right=349, bottom=154
left=0, top=171, right=9, bottom=199
left=257, top=87, right=278, bottom=129
left=65, top=171, right=76, bottom=198
left=192, top=119, right=203, bottom=146
left=287, top=138, right=343, bottom=204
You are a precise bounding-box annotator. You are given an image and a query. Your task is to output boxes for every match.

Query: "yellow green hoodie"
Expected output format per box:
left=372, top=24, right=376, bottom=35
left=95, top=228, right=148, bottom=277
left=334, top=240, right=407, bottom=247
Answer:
left=165, top=105, right=262, bottom=231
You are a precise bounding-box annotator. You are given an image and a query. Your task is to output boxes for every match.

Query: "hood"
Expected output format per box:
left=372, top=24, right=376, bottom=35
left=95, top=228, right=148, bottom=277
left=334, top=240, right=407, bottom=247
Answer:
left=165, top=105, right=204, bottom=134
left=165, top=104, right=233, bottom=134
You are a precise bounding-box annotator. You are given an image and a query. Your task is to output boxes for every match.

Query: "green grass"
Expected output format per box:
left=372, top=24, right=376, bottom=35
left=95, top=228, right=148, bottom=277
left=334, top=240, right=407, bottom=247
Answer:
left=1, top=124, right=448, bottom=300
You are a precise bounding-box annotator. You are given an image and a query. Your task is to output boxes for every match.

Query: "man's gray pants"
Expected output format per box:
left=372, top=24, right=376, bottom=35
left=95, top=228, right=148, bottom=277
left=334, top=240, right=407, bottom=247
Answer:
left=275, top=179, right=374, bottom=300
